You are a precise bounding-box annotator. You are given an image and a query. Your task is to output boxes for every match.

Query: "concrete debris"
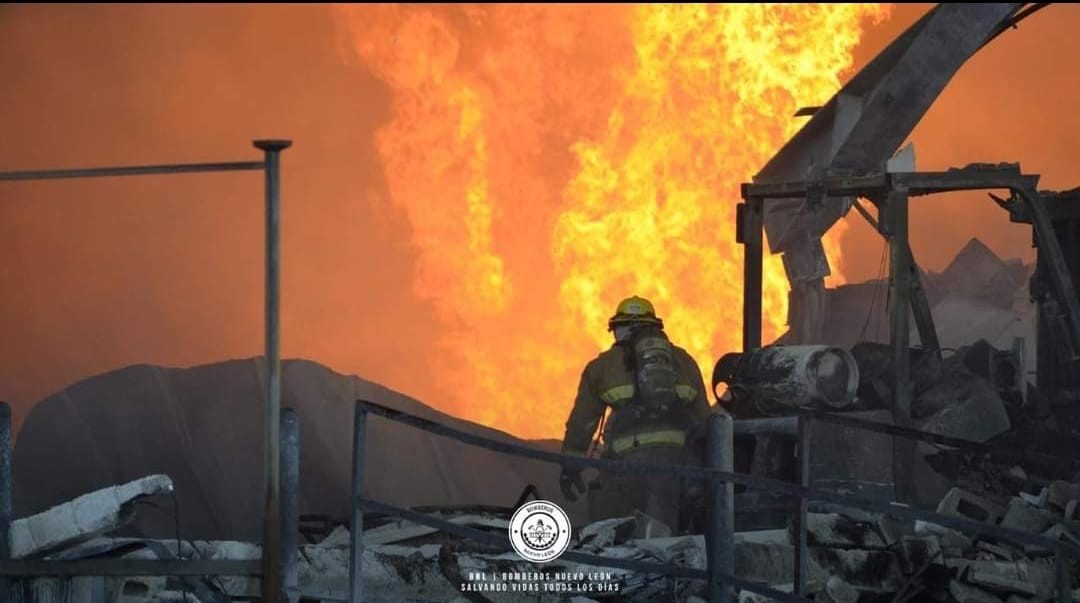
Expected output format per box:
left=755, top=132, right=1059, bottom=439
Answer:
left=792, top=513, right=886, bottom=549
left=951, top=579, right=1006, bottom=603
left=1021, top=489, right=1049, bottom=508
left=916, top=378, right=1011, bottom=444
left=734, top=541, right=793, bottom=586
left=4, top=471, right=1077, bottom=603
left=808, top=547, right=902, bottom=590
left=1048, top=481, right=1080, bottom=514
left=577, top=516, right=637, bottom=550
left=937, top=487, right=1006, bottom=525
left=317, top=524, right=350, bottom=548
left=361, top=514, right=509, bottom=546
left=915, top=520, right=974, bottom=553
left=967, top=570, right=1038, bottom=596
left=1000, top=498, right=1053, bottom=534
left=976, top=540, right=1015, bottom=561
left=899, top=535, right=943, bottom=573
left=631, top=510, right=672, bottom=540
left=877, top=514, right=912, bottom=547
left=734, top=529, right=789, bottom=546
left=10, top=474, right=173, bottom=559
left=1038, top=523, right=1080, bottom=549
left=821, top=576, right=859, bottom=603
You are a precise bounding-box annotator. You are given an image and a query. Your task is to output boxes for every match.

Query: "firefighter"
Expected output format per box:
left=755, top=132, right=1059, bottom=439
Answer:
left=559, top=295, right=712, bottom=533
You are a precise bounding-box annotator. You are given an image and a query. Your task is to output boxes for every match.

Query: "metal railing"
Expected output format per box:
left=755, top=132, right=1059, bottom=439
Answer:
left=349, top=399, right=1080, bottom=603
left=0, top=142, right=292, bottom=602
left=737, top=408, right=1079, bottom=602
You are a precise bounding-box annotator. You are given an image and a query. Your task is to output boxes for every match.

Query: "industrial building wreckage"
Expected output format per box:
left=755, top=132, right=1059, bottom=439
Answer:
left=3, top=3, right=1080, bottom=603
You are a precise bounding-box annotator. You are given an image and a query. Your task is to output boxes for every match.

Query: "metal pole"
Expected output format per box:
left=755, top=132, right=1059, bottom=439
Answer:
left=887, top=187, right=915, bottom=503
left=794, top=414, right=810, bottom=596
left=706, top=411, right=734, bottom=603
left=280, top=408, right=300, bottom=603
left=255, top=139, right=292, bottom=603
left=1055, top=546, right=1070, bottom=603
left=0, top=402, right=11, bottom=603
left=350, top=402, right=369, bottom=603
left=741, top=196, right=764, bottom=352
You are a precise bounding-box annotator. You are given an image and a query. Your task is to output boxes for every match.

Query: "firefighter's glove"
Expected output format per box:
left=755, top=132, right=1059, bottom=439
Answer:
left=560, top=467, right=586, bottom=502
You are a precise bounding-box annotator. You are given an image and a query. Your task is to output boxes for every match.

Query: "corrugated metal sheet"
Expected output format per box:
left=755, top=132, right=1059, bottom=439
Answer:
left=10, top=577, right=104, bottom=603
left=11, top=578, right=72, bottom=603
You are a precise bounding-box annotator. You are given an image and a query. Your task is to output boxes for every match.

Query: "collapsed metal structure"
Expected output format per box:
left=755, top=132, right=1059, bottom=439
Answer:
left=737, top=3, right=1076, bottom=502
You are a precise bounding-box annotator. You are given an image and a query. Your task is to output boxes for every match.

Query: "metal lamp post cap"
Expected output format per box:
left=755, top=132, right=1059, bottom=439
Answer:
left=253, top=140, right=293, bottom=151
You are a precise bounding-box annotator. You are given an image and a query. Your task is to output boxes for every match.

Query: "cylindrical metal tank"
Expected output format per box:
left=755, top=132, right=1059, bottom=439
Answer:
left=712, top=345, right=860, bottom=409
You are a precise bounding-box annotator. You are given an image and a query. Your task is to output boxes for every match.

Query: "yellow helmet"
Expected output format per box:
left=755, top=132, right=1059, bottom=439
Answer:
left=608, top=295, right=664, bottom=331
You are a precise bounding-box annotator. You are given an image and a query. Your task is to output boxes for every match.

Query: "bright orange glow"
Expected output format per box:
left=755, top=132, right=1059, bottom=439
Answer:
left=338, top=4, right=887, bottom=438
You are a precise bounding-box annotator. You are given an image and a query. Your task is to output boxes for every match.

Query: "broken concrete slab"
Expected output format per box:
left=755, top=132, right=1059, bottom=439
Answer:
left=735, top=529, right=789, bottom=546
left=936, top=488, right=1005, bottom=525
left=822, top=576, right=859, bottom=603
left=975, top=540, right=1015, bottom=561
left=967, top=570, right=1037, bottom=597
left=1020, top=488, right=1048, bottom=509
left=1000, top=499, right=1053, bottom=534
left=1048, top=481, right=1080, bottom=513
left=916, top=378, right=1011, bottom=444
left=361, top=514, right=509, bottom=546
left=790, top=513, right=886, bottom=550
left=631, top=511, right=672, bottom=540
left=915, top=520, right=973, bottom=554
left=809, top=547, right=903, bottom=590
left=735, top=541, right=793, bottom=585
left=317, top=524, right=350, bottom=548
left=877, top=515, right=912, bottom=548
left=10, top=474, right=173, bottom=559
left=577, top=516, right=637, bottom=550
left=950, top=579, right=1005, bottom=603
left=1037, top=523, right=1080, bottom=550
left=899, top=536, right=943, bottom=574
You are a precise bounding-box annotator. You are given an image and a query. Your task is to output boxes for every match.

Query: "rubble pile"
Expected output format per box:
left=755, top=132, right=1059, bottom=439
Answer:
left=738, top=482, right=1080, bottom=603
left=7, top=474, right=1080, bottom=602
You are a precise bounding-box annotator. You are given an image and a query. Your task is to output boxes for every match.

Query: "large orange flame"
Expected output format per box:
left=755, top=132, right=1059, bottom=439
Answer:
left=337, top=4, right=887, bottom=438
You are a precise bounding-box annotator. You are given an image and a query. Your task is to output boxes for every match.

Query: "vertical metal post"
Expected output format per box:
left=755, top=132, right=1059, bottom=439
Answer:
left=706, top=411, right=734, bottom=603
left=794, top=414, right=810, bottom=596
left=255, top=139, right=292, bottom=603
left=0, top=402, right=11, bottom=603
left=280, top=408, right=300, bottom=602
left=1055, top=547, right=1070, bottom=603
left=350, top=402, right=368, bottom=603
left=888, top=188, right=915, bottom=502
left=741, top=195, right=764, bottom=352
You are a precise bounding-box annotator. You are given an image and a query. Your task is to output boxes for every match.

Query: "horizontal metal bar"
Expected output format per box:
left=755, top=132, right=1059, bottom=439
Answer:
left=355, top=399, right=1080, bottom=557
left=794, top=407, right=1080, bottom=467
left=0, top=559, right=262, bottom=577
left=742, top=174, right=888, bottom=199
left=0, top=161, right=265, bottom=182
left=742, top=167, right=1035, bottom=201
left=734, top=417, right=798, bottom=437
left=357, top=498, right=810, bottom=603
